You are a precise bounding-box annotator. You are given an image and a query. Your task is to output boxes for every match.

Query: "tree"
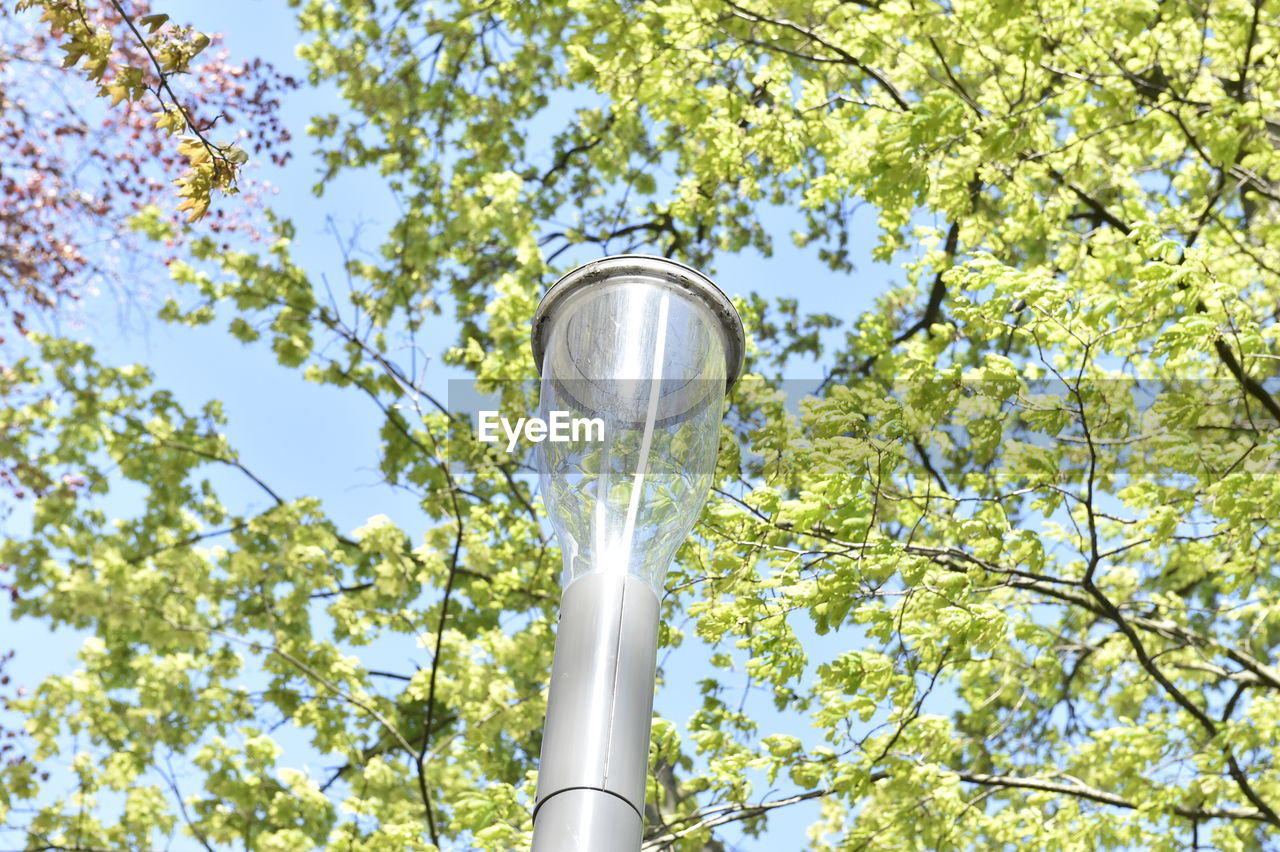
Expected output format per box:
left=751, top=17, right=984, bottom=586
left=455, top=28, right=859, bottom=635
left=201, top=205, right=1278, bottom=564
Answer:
left=4, top=0, right=1280, bottom=850
left=0, top=0, right=292, bottom=839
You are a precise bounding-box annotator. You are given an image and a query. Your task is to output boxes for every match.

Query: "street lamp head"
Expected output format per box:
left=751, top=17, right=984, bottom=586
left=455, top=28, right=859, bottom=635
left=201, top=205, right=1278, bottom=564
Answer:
left=532, top=255, right=746, bottom=597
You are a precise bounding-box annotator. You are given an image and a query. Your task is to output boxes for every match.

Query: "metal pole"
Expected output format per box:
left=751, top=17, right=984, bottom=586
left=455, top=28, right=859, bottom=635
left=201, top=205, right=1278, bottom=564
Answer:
left=531, top=571, right=660, bottom=851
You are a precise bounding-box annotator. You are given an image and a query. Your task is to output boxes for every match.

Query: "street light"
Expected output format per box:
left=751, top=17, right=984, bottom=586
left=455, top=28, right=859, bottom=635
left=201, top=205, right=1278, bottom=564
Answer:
left=529, top=255, right=745, bottom=851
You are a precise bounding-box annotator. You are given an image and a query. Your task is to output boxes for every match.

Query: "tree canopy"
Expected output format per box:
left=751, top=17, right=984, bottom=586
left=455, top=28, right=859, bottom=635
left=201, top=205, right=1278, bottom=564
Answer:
left=4, top=0, right=1280, bottom=850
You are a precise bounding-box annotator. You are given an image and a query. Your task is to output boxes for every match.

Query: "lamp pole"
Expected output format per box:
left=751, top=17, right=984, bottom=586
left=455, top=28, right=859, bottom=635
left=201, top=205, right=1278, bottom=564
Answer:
left=529, top=256, right=745, bottom=851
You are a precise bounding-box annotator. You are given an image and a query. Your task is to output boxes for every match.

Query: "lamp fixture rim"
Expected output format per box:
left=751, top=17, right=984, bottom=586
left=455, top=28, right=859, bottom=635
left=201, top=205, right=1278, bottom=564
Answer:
left=531, top=254, right=746, bottom=390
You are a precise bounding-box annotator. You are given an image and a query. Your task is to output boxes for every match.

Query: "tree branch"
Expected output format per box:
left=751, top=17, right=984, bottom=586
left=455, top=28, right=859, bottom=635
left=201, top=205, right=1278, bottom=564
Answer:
left=720, top=0, right=910, bottom=111
left=955, top=771, right=1269, bottom=822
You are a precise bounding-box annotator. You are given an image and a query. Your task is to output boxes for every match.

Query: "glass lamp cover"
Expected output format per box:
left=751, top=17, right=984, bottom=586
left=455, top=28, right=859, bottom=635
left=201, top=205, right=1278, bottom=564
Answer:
left=536, top=260, right=738, bottom=596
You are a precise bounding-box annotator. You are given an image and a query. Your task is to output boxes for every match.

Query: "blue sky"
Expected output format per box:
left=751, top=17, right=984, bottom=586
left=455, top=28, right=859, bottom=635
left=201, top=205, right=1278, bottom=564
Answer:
left=1, top=2, right=923, bottom=848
